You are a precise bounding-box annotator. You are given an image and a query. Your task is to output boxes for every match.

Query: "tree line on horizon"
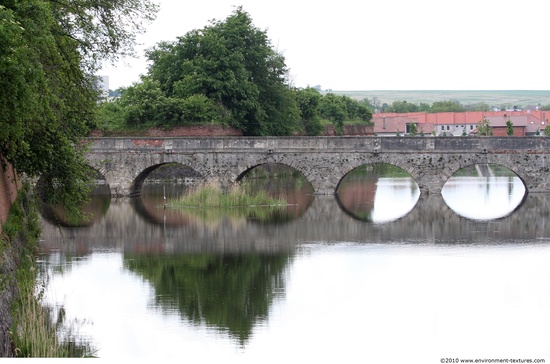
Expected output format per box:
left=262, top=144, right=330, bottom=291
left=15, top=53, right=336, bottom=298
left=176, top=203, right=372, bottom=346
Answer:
left=365, top=99, right=550, bottom=113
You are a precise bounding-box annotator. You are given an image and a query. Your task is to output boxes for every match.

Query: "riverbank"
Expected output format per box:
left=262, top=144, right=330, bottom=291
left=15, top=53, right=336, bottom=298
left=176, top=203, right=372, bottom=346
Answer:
left=0, top=185, right=91, bottom=357
left=0, top=185, right=41, bottom=357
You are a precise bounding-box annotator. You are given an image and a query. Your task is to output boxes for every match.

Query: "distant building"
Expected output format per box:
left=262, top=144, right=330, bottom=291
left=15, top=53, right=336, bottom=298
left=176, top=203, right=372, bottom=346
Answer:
left=95, top=75, right=109, bottom=100
left=373, top=110, right=550, bottom=137
left=372, top=115, right=436, bottom=136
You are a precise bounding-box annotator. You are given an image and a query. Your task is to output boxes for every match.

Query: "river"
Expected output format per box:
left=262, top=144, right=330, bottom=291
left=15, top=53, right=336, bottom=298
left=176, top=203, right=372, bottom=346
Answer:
left=37, top=164, right=550, bottom=362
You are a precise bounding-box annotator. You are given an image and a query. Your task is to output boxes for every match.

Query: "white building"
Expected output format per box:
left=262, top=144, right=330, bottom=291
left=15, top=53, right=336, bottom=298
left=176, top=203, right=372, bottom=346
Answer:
left=96, top=75, right=109, bottom=100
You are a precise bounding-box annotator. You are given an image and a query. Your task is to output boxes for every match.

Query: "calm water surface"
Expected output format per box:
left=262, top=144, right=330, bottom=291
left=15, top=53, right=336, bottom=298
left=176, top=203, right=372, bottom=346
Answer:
left=38, top=165, right=550, bottom=362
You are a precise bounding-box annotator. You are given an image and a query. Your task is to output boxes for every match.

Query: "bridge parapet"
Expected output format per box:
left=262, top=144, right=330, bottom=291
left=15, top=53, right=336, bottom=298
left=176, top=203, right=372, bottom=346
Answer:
left=88, top=136, right=550, bottom=152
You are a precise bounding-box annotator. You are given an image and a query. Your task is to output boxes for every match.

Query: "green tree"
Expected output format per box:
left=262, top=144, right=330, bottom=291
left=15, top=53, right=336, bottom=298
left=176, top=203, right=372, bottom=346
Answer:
left=318, top=93, right=346, bottom=134
left=341, top=95, right=372, bottom=122
left=317, top=93, right=373, bottom=135
left=429, top=100, right=465, bottom=113
left=506, top=119, right=514, bottom=136
left=408, top=123, right=418, bottom=136
left=385, top=100, right=418, bottom=113
left=466, top=102, right=491, bottom=112
left=418, top=103, right=431, bottom=112
left=144, top=7, right=299, bottom=135
left=96, top=98, right=126, bottom=130
left=120, top=78, right=173, bottom=126
left=361, top=98, right=377, bottom=113
left=293, top=87, right=324, bottom=135
left=0, top=0, right=157, bottom=213
left=477, top=118, right=493, bottom=136
left=544, top=125, right=550, bottom=136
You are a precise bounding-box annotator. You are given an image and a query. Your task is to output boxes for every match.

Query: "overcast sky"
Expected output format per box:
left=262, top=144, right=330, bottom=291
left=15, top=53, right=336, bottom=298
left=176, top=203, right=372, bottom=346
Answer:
left=100, top=0, right=550, bottom=91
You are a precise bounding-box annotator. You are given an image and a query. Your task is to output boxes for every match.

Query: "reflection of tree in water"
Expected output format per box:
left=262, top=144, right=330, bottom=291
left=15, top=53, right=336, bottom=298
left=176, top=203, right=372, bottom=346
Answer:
left=124, top=253, right=292, bottom=345
left=39, top=185, right=111, bottom=227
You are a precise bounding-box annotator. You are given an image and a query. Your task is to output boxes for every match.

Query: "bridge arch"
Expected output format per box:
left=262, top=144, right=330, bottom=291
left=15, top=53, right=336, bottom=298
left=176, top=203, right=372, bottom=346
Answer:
left=37, top=165, right=111, bottom=227
left=334, top=162, right=421, bottom=223
left=359, top=152, right=530, bottom=195
left=433, top=158, right=528, bottom=194
left=335, top=161, right=421, bottom=191
left=129, top=162, right=204, bottom=197
left=235, top=162, right=312, bottom=184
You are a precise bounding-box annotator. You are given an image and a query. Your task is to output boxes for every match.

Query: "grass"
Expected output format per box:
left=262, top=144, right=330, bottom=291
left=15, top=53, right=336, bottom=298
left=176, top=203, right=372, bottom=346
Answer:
left=11, top=284, right=94, bottom=358
left=11, top=285, right=60, bottom=357
left=169, top=183, right=286, bottom=208
left=1, top=183, right=94, bottom=357
left=167, top=184, right=294, bottom=222
left=168, top=183, right=289, bottom=223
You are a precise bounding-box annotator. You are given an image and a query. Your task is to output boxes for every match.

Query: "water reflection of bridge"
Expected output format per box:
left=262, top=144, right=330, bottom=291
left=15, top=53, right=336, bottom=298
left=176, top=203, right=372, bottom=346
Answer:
left=40, top=194, right=550, bottom=256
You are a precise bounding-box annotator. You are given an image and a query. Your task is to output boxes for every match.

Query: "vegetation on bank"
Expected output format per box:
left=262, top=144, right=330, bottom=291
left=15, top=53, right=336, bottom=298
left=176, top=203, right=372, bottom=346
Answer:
left=0, top=184, right=93, bottom=357
left=1, top=1, right=158, bottom=357
left=0, top=0, right=158, bottom=216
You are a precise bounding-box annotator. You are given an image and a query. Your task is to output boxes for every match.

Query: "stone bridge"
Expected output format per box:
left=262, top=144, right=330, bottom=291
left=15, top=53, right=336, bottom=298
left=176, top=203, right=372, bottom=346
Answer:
left=85, top=136, right=550, bottom=196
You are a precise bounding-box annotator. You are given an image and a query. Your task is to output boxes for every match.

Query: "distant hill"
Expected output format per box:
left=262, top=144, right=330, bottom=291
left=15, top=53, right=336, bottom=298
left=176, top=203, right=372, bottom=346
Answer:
left=328, top=90, right=550, bottom=109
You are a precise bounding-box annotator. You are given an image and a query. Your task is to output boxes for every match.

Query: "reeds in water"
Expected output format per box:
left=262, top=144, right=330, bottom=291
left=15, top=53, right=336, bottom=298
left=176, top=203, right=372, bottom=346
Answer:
left=169, top=182, right=286, bottom=208
left=11, top=284, right=94, bottom=357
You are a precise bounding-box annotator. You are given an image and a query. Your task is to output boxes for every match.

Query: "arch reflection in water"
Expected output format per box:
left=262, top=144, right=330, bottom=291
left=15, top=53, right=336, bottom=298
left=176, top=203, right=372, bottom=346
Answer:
left=133, top=163, right=204, bottom=198
left=39, top=184, right=111, bottom=227
left=336, top=164, right=420, bottom=223
left=442, top=164, right=526, bottom=221
left=238, top=163, right=315, bottom=223
left=138, top=163, right=315, bottom=225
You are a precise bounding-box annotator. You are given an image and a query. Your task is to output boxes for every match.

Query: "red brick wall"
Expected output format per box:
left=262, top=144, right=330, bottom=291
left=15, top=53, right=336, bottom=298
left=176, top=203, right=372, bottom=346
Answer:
left=0, top=159, right=21, bottom=236
left=91, top=124, right=376, bottom=137
left=90, top=125, right=244, bottom=137
left=144, top=126, right=244, bottom=137
left=323, top=124, right=375, bottom=136
left=492, top=127, right=525, bottom=137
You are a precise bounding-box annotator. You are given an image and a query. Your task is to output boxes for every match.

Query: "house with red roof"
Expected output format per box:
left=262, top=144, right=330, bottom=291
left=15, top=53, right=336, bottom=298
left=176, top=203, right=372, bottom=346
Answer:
left=372, top=115, right=436, bottom=137
left=373, top=110, right=550, bottom=137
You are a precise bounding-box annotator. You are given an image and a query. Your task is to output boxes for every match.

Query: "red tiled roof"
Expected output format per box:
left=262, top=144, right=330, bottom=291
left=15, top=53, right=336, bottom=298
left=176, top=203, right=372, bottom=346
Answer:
left=375, top=110, right=549, bottom=127
left=484, top=115, right=530, bottom=127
